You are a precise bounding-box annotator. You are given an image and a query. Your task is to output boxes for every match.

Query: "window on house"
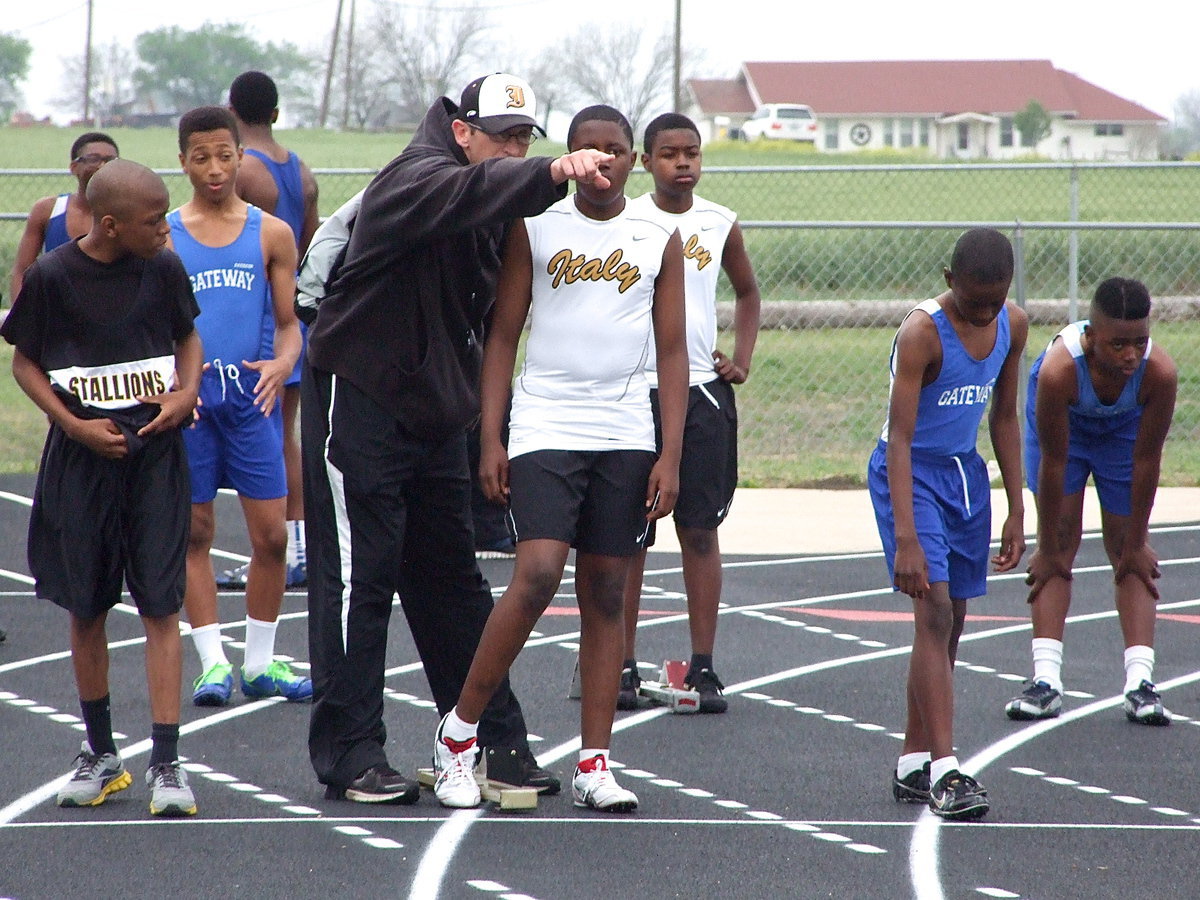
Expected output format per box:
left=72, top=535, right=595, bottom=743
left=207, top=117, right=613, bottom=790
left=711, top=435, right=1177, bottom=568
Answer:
left=899, top=118, right=914, bottom=148
left=824, top=119, right=839, bottom=150
left=1000, top=118, right=1014, bottom=147
left=958, top=122, right=969, bottom=151
left=918, top=119, right=930, bottom=147
left=883, top=118, right=894, bottom=147
left=1095, top=123, right=1125, bottom=136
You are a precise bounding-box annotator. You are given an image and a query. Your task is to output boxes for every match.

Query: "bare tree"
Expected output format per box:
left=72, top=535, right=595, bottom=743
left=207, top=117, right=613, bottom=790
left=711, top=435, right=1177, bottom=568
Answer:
left=1170, top=89, right=1200, bottom=157
left=54, top=40, right=137, bottom=126
left=371, top=0, right=491, bottom=124
left=551, top=24, right=677, bottom=134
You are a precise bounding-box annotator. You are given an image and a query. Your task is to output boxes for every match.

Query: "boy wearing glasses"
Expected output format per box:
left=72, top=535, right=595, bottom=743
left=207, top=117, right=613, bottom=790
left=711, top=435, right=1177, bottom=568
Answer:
left=303, top=73, right=617, bottom=803
left=10, top=132, right=119, bottom=299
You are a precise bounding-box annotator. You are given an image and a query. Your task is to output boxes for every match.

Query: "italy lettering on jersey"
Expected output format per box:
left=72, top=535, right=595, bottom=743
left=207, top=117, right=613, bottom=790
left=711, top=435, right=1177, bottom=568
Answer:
left=546, top=248, right=641, bottom=292
left=510, top=195, right=674, bottom=456
left=48, top=355, right=176, bottom=411
left=625, top=193, right=736, bottom=387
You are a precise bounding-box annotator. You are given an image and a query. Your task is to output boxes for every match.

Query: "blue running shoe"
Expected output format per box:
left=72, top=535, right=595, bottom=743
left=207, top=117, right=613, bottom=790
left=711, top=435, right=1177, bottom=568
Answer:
left=286, top=561, right=307, bottom=589
left=241, top=660, right=313, bottom=701
left=192, top=662, right=233, bottom=707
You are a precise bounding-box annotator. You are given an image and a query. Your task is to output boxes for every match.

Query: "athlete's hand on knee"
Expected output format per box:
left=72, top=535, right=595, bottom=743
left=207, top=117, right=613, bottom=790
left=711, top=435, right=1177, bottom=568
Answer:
left=991, top=515, right=1026, bottom=573
left=893, top=538, right=929, bottom=600
left=550, top=149, right=613, bottom=190
left=69, top=417, right=128, bottom=459
left=479, top=443, right=510, bottom=504
left=1024, top=548, right=1073, bottom=604
left=1115, top=543, right=1160, bottom=600
left=136, top=386, right=200, bottom=436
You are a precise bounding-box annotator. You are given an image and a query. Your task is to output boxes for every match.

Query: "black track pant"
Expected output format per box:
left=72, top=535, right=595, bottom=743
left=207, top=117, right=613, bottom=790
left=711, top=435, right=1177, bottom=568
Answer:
left=302, top=363, right=529, bottom=790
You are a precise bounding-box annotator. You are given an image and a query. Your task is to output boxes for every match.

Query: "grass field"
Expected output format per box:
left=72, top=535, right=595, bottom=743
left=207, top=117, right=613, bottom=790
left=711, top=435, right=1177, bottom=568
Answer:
left=4, top=324, right=1200, bottom=487
left=4, top=126, right=1200, bottom=306
left=3, top=127, right=1200, bottom=484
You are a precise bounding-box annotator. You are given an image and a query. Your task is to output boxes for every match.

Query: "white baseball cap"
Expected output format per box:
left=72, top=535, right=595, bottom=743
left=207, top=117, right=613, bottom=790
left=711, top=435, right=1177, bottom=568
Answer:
left=457, top=73, right=545, bottom=136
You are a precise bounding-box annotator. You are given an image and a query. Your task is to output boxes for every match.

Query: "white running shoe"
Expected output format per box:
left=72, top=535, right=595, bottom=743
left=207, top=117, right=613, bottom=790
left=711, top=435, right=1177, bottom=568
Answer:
left=433, top=713, right=481, bottom=808
left=572, top=755, right=638, bottom=813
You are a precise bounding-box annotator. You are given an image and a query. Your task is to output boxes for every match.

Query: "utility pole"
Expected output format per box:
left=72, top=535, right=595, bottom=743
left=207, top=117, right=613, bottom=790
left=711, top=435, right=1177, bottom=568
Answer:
left=319, top=0, right=345, bottom=128
left=339, top=0, right=356, bottom=130
left=672, top=0, right=682, bottom=112
left=82, top=0, right=94, bottom=124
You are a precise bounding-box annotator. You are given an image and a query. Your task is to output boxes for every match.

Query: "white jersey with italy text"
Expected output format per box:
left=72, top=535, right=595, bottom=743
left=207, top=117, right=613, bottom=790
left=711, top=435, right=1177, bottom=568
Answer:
left=508, top=195, right=674, bottom=457
left=626, top=192, right=735, bottom=387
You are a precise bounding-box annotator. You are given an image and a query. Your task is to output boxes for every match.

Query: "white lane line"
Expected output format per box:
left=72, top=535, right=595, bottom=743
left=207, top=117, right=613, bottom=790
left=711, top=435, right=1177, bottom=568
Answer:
left=910, top=668, right=1200, bottom=900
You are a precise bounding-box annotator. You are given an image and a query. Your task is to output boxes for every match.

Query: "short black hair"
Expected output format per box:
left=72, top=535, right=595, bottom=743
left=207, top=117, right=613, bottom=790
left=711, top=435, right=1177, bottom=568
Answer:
left=70, top=131, right=118, bottom=162
left=642, top=113, right=700, bottom=156
left=178, top=106, right=241, bottom=153
left=567, top=105, right=633, bottom=151
left=949, top=228, right=1014, bottom=284
left=229, top=71, right=278, bottom=125
left=1092, top=276, right=1151, bottom=321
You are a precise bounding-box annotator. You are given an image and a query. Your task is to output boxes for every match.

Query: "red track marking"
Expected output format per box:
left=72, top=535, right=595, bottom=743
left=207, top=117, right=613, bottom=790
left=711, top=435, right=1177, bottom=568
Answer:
left=779, top=607, right=1027, bottom=623
left=541, top=607, right=678, bottom=616
left=1158, top=613, right=1200, bottom=625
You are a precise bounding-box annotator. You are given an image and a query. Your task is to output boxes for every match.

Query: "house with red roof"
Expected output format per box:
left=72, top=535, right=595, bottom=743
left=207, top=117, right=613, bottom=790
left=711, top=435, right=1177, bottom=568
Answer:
left=687, top=61, right=1166, bottom=160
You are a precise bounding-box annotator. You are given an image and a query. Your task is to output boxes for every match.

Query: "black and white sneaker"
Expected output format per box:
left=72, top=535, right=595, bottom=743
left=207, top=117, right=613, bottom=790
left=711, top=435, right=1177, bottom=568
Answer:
left=892, top=761, right=931, bottom=803
left=1005, top=680, right=1062, bottom=720
left=616, top=667, right=641, bottom=711
left=928, top=770, right=990, bottom=820
left=328, top=764, right=420, bottom=804
left=685, top=667, right=728, bottom=714
left=1124, top=680, right=1171, bottom=726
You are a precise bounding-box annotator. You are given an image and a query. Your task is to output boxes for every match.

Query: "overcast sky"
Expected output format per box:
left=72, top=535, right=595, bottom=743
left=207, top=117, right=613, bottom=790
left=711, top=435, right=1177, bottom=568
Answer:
left=12, top=0, right=1195, bottom=124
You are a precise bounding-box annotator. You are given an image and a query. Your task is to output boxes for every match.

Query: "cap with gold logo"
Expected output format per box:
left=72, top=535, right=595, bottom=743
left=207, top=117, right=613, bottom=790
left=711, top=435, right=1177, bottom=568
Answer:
left=457, top=73, right=545, bottom=136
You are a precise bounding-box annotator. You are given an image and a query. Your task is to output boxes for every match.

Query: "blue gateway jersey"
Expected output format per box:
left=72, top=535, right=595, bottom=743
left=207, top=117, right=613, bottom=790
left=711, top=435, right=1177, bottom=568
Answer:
left=1026, top=320, right=1148, bottom=442
left=168, top=206, right=269, bottom=365
left=882, top=298, right=1011, bottom=457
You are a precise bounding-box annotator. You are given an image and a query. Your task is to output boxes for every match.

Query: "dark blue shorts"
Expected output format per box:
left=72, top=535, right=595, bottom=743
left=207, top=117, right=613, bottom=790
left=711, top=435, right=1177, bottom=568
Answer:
left=184, top=363, right=286, bottom=503
left=868, top=441, right=992, bottom=600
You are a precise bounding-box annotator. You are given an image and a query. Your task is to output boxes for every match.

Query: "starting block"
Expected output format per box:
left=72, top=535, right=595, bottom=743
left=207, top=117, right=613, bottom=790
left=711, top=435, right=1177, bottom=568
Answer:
left=417, top=747, right=539, bottom=811
left=638, top=660, right=700, bottom=714
left=569, top=658, right=699, bottom=714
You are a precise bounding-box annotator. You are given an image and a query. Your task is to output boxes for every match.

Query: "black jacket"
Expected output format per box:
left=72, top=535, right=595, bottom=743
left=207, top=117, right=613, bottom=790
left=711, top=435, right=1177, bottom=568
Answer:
left=307, top=97, right=566, bottom=438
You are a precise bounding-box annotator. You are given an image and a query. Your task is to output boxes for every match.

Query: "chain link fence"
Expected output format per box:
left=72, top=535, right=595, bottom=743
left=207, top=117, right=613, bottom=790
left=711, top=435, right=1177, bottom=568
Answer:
left=4, top=162, right=1200, bottom=485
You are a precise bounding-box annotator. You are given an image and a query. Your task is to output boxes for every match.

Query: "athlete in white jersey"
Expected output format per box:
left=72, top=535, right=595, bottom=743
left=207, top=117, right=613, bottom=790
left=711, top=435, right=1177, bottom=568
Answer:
left=431, top=106, right=687, bottom=814
left=619, top=113, right=761, bottom=714
left=509, top=193, right=674, bottom=455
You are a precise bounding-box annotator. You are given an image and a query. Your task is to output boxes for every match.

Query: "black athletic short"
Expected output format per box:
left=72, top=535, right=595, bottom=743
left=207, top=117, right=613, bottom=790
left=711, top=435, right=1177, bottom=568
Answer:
left=645, top=378, right=738, bottom=546
left=28, top=424, right=190, bottom=620
left=506, top=449, right=656, bottom=557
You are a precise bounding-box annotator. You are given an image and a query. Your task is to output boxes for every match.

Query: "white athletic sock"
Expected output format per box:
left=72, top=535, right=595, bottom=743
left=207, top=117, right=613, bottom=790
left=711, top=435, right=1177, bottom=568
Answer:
left=286, top=521, right=306, bottom=568
left=190, top=623, right=229, bottom=673
left=579, top=748, right=609, bottom=766
left=1124, top=645, right=1155, bottom=693
left=243, top=616, right=279, bottom=680
left=442, top=707, right=478, bottom=743
left=897, top=751, right=931, bottom=779
left=1032, top=638, right=1064, bottom=692
left=930, top=755, right=960, bottom=788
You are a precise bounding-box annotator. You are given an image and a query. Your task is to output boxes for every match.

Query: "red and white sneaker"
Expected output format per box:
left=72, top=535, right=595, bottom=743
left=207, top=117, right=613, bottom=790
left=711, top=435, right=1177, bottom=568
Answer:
left=433, top=713, right=481, bottom=808
left=572, top=755, right=637, bottom=813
